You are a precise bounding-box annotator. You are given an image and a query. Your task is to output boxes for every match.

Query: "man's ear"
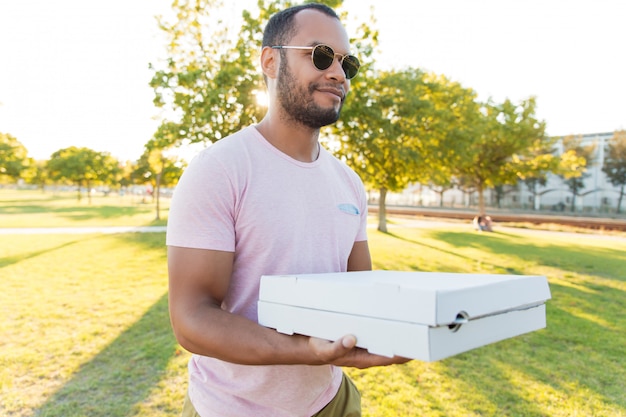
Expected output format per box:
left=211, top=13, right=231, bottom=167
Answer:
left=260, top=46, right=279, bottom=80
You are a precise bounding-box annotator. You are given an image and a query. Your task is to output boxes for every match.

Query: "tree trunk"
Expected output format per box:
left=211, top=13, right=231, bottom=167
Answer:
left=76, top=182, right=82, bottom=202
left=478, top=184, right=486, bottom=215
left=155, top=171, right=162, bottom=221
left=534, top=194, right=540, bottom=211
left=86, top=180, right=92, bottom=205
left=617, top=184, right=624, bottom=214
left=378, top=187, right=388, bottom=233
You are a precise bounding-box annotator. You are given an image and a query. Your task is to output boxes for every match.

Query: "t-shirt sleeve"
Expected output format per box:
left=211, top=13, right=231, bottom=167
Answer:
left=353, top=173, right=369, bottom=243
left=166, top=151, right=236, bottom=252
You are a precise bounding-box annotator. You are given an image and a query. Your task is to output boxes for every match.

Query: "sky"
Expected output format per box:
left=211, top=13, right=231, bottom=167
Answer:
left=1, top=0, right=624, bottom=162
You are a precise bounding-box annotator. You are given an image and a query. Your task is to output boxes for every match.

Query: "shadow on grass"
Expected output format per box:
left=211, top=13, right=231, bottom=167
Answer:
left=389, top=279, right=626, bottom=415
left=424, top=285, right=626, bottom=414
left=34, top=293, right=179, bottom=417
left=377, top=229, right=626, bottom=414
left=114, top=232, right=168, bottom=252
left=0, top=238, right=87, bottom=268
left=0, top=203, right=152, bottom=221
left=383, top=230, right=523, bottom=275
left=429, top=230, right=626, bottom=283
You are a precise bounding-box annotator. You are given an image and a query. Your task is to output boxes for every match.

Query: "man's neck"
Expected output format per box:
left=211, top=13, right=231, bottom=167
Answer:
left=255, top=117, right=321, bottom=163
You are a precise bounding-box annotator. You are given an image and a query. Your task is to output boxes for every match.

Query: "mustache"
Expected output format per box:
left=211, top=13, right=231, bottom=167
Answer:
left=310, top=83, right=346, bottom=101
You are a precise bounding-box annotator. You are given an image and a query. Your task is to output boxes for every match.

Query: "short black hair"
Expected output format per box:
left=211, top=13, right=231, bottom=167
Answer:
left=262, top=3, right=340, bottom=48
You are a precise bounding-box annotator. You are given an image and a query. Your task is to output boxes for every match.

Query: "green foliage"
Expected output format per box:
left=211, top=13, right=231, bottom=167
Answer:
left=558, top=134, right=596, bottom=211
left=334, top=67, right=480, bottom=230
left=133, top=145, right=185, bottom=190
left=21, top=159, right=50, bottom=190
left=47, top=147, right=120, bottom=186
left=46, top=146, right=121, bottom=202
left=337, top=68, right=429, bottom=193
left=602, top=130, right=626, bottom=213
left=0, top=132, right=32, bottom=182
left=149, top=0, right=273, bottom=147
left=603, top=130, right=626, bottom=185
left=150, top=0, right=378, bottom=152
left=133, top=141, right=186, bottom=220
left=453, top=97, right=548, bottom=214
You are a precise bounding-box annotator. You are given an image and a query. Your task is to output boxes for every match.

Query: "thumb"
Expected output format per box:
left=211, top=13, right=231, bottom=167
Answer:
left=341, top=334, right=357, bottom=349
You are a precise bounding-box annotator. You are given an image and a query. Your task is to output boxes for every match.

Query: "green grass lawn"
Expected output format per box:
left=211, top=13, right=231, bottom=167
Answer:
left=1, top=191, right=625, bottom=416
left=0, top=189, right=168, bottom=228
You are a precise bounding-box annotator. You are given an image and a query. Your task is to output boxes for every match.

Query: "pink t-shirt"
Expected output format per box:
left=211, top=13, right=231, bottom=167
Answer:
left=166, top=126, right=368, bottom=417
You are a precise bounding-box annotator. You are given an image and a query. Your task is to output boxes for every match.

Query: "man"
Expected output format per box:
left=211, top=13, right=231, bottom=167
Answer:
left=167, top=3, right=407, bottom=416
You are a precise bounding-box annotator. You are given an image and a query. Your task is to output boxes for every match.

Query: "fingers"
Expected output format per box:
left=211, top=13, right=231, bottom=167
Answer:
left=308, top=335, right=412, bottom=369
left=308, top=335, right=356, bottom=363
left=341, top=334, right=357, bottom=349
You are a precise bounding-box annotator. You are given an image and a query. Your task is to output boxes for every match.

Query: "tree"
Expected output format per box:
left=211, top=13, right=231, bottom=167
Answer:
left=602, top=130, right=626, bottom=213
left=333, top=68, right=433, bottom=232
left=493, top=184, right=520, bottom=209
left=453, top=97, right=548, bottom=216
left=0, top=132, right=31, bottom=183
left=524, top=176, right=558, bottom=210
left=149, top=0, right=286, bottom=149
left=133, top=139, right=185, bottom=220
left=559, top=134, right=596, bottom=212
left=46, top=147, right=120, bottom=203
left=150, top=1, right=353, bottom=151
left=516, top=138, right=561, bottom=210
left=428, top=181, right=455, bottom=208
left=422, top=76, right=482, bottom=211
left=118, top=160, right=136, bottom=190
left=22, top=160, right=50, bottom=191
left=334, top=66, right=479, bottom=231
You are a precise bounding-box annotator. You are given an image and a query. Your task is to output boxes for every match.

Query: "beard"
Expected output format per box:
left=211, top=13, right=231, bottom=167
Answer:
left=276, top=56, right=344, bottom=129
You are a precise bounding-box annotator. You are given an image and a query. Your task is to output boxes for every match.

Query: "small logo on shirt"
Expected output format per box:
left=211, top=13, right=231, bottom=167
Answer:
left=337, top=203, right=360, bottom=215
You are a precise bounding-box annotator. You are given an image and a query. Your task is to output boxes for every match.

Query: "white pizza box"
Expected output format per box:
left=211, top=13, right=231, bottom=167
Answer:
left=257, top=271, right=551, bottom=361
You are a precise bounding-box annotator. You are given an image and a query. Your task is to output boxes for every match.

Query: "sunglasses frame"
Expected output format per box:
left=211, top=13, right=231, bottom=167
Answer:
left=271, top=44, right=360, bottom=79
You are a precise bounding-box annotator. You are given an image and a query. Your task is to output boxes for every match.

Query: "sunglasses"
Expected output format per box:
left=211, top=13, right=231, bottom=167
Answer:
left=271, top=44, right=360, bottom=79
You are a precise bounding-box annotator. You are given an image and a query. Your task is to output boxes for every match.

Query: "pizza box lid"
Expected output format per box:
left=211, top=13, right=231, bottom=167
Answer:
left=259, top=270, right=551, bottom=327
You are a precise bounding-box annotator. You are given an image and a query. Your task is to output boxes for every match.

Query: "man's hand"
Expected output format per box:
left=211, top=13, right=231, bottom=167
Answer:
left=307, top=335, right=411, bottom=369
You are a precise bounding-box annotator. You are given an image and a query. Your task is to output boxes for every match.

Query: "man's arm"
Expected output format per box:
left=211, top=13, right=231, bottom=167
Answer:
left=168, top=245, right=407, bottom=368
left=346, top=240, right=372, bottom=271
left=167, top=245, right=309, bottom=365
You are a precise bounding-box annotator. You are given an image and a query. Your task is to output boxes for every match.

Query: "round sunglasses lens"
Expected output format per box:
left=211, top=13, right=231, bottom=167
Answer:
left=342, top=55, right=360, bottom=79
left=312, top=45, right=335, bottom=70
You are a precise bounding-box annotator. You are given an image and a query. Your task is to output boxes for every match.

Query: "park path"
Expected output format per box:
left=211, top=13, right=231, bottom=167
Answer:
left=1, top=221, right=625, bottom=242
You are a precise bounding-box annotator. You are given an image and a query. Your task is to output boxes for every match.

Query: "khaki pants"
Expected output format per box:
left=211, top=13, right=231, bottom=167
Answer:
left=312, top=373, right=361, bottom=417
left=182, top=372, right=361, bottom=417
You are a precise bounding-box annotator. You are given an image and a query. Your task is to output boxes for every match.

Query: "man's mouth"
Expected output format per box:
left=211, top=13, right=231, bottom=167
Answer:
left=316, top=86, right=345, bottom=101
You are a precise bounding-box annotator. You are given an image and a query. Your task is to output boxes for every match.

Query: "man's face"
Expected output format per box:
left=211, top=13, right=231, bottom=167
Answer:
left=274, top=9, right=352, bottom=129
left=276, top=53, right=344, bottom=129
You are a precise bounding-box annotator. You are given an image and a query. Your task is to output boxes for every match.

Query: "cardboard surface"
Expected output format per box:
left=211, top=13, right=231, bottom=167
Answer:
left=259, top=271, right=551, bottom=326
left=258, top=301, right=546, bottom=361
left=257, top=271, right=551, bottom=361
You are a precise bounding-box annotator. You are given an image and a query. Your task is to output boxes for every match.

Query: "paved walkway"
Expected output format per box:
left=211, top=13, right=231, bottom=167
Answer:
left=2, top=221, right=624, bottom=242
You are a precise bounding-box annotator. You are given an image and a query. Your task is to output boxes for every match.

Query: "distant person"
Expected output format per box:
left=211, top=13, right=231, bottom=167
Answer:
left=166, top=3, right=408, bottom=416
left=473, top=215, right=493, bottom=232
